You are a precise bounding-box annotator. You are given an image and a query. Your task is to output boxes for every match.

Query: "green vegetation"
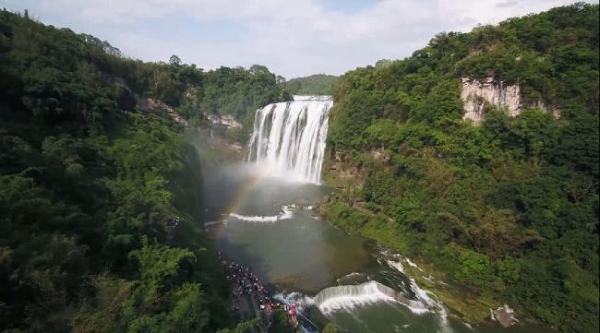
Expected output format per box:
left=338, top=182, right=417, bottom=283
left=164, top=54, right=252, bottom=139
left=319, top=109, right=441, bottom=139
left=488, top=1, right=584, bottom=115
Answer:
left=180, top=64, right=291, bottom=126
left=0, top=10, right=279, bottom=332
left=176, top=63, right=291, bottom=145
left=284, top=74, right=338, bottom=95
left=323, top=3, right=599, bottom=333
left=145, top=58, right=290, bottom=146
left=322, top=323, right=338, bottom=333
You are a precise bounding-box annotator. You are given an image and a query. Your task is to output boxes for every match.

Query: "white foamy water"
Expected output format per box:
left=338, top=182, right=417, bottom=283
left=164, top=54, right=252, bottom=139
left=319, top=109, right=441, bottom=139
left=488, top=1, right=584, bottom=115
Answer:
left=386, top=259, right=453, bottom=332
left=301, top=281, right=429, bottom=316
left=246, top=95, right=332, bottom=184
left=336, top=272, right=370, bottom=286
left=336, top=272, right=366, bottom=282
left=274, top=291, right=303, bottom=305
left=308, top=281, right=397, bottom=314
left=386, top=260, right=404, bottom=273
left=406, top=258, right=420, bottom=270
left=229, top=205, right=294, bottom=222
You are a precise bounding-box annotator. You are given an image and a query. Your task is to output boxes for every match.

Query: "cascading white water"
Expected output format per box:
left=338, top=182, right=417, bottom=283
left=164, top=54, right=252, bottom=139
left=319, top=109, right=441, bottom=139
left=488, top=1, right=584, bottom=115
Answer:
left=386, top=259, right=453, bottom=332
left=246, top=95, right=332, bottom=184
left=304, top=281, right=429, bottom=315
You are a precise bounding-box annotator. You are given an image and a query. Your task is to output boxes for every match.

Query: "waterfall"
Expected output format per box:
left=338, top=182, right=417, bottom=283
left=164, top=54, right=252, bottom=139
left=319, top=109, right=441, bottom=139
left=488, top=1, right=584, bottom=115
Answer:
left=306, top=281, right=429, bottom=315
left=246, top=95, right=332, bottom=184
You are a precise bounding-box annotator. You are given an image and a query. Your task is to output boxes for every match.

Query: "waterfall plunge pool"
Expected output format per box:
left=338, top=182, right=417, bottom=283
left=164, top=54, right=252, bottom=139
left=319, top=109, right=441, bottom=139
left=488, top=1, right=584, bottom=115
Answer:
left=202, top=168, right=546, bottom=333
left=201, top=96, right=546, bottom=332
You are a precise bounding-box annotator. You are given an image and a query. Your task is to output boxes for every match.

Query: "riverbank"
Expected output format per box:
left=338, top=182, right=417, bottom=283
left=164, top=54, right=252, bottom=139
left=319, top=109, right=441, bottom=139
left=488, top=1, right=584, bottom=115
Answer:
left=315, top=198, right=509, bottom=326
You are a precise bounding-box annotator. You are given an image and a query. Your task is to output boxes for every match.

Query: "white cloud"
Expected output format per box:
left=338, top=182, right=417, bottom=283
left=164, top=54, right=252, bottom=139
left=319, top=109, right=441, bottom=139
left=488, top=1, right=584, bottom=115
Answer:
left=3, top=0, right=597, bottom=77
left=43, top=0, right=314, bottom=24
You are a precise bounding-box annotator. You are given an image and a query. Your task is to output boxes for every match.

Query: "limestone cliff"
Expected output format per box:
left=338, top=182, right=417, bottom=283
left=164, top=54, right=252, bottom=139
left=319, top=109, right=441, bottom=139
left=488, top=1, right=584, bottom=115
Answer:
left=206, top=114, right=242, bottom=129
left=137, top=97, right=189, bottom=126
left=460, top=77, right=521, bottom=123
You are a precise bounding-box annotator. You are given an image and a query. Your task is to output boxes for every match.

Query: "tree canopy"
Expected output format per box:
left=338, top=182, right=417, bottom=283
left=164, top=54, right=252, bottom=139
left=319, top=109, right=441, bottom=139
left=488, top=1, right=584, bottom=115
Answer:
left=284, top=74, right=338, bottom=96
left=323, top=3, right=599, bottom=333
left=0, top=9, right=276, bottom=332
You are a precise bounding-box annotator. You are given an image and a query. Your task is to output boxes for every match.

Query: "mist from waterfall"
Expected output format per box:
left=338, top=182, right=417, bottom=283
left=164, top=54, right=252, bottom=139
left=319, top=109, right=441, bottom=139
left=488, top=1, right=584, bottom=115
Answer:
left=246, top=95, right=332, bottom=184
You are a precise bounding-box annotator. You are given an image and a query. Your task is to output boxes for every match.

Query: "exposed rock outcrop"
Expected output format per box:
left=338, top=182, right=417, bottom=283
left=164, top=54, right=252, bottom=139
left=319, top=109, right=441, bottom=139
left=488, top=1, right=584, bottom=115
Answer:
left=491, top=304, right=519, bottom=327
left=461, top=77, right=521, bottom=123
left=460, top=76, right=560, bottom=123
left=136, top=97, right=189, bottom=126
left=206, top=114, right=242, bottom=129
left=370, top=148, right=390, bottom=163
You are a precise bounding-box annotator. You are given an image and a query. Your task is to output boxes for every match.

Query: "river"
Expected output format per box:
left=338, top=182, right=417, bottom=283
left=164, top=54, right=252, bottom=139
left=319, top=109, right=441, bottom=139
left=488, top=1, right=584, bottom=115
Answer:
left=202, top=164, right=547, bottom=333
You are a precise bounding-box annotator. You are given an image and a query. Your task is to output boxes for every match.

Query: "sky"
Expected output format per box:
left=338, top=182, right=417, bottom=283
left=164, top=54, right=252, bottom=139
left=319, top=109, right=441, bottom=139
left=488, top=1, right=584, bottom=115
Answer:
left=0, top=0, right=597, bottom=78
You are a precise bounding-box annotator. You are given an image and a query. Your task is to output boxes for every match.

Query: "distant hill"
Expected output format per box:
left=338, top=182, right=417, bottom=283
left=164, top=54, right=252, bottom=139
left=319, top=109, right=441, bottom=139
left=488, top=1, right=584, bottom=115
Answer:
left=284, top=74, right=338, bottom=95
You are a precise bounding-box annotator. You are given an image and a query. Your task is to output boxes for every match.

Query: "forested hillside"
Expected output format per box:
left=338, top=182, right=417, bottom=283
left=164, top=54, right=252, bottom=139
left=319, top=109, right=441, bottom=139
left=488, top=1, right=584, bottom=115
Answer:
left=284, top=74, right=338, bottom=95
left=179, top=64, right=291, bottom=125
left=322, top=3, right=599, bottom=333
left=0, top=10, right=283, bottom=332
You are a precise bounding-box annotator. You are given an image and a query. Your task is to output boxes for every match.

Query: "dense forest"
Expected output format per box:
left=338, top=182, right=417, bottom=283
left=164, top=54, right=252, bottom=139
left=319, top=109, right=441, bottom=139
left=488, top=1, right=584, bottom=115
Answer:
left=283, top=74, right=338, bottom=96
left=322, top=3, right=599, bottom=333
left=179, top=64, right=291, bottom=128
left=179, top=64, right=292, bottom=145
left=2, top=3, right=599, bottom=333
left=0, top=10, right=287, bottom=333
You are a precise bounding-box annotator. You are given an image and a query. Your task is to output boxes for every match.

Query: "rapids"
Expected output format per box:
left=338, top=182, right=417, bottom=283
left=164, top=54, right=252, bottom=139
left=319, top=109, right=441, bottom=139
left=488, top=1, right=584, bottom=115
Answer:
left=201, top=97, right=548, bottom=333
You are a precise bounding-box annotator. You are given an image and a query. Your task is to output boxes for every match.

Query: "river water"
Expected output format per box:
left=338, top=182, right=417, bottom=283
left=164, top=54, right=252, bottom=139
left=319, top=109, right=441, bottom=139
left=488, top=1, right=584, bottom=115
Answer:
left=203, top=164, right=547, bottom=333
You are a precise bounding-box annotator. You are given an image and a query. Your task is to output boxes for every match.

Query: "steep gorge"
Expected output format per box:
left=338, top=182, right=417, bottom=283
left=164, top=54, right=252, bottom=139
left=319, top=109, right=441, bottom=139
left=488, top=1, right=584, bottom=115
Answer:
left=322, top=4, right=599, bottom=333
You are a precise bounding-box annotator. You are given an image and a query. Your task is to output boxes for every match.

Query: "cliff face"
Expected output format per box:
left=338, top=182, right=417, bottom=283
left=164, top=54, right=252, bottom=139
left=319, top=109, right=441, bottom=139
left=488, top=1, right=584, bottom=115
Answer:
left=206, top=114, right=242, bottom=129
left=137, top=97, right=189, bottom=126
left=460, top=77, right=522, bottom=123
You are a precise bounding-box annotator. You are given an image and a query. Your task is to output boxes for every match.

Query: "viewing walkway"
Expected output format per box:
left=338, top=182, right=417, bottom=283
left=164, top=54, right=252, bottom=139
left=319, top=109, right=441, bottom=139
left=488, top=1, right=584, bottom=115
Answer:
left=218, top=252, right=299, bottom=332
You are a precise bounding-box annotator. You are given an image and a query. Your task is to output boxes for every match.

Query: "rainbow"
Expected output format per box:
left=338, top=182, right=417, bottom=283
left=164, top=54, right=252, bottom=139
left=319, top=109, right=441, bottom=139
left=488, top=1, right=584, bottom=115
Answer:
left=214, top=165, right=272, bottom=223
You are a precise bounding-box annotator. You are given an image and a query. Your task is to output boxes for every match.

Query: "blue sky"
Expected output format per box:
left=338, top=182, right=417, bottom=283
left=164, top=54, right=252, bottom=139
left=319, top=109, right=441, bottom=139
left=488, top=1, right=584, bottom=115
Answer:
left=0, top=0, right=597, bottom=78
